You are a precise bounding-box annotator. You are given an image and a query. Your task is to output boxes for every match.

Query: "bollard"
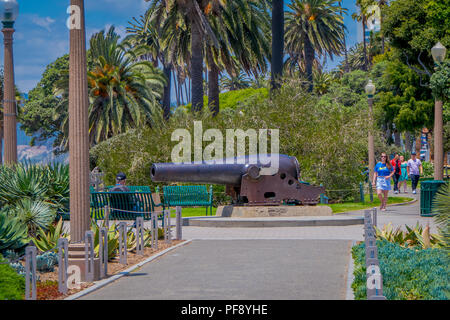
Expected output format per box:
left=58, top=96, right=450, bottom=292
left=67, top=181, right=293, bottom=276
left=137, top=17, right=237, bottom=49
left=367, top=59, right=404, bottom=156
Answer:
left=58, top=238, right=69, bottom=294
left=366, top=264, right=385, bottom=299
left=118, top=222, right=127, bottom=265
left=99, top=227, right=108, bottom=278
left=176, top=206, right=182, bottom=240
left=25, top=246, right=37, bottom=300
left=164, top=209, right=171, bottom=244
left=360, top=182, right=365, bottom=203
left=104, top=205, right=110, bottom=228
left=84, top=231, right=95, bottom=282
left=372, top=207, right=377, bottom=228
left=151, top=211, right=158, bottom=250
left=135, top=217, right=145, bottom=255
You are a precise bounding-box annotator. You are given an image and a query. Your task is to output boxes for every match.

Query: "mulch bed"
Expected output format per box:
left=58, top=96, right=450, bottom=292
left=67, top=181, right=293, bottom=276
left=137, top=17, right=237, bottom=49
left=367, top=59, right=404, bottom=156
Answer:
left=30, top=240, right=184, bottom=300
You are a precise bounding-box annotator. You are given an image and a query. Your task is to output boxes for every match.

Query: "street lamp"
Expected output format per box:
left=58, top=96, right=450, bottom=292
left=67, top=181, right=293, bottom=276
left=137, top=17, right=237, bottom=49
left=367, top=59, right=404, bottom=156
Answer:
left=0, top=0, right=19, bottom=165
left=431, top=42, right=447, bottom=180
left=365, top=80, right=376, bottom=197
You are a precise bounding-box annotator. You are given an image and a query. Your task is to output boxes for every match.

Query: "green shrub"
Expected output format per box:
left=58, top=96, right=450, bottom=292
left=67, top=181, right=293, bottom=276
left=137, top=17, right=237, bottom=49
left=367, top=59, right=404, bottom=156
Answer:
left=352, top=240, right=449, bottom=300
left=422, top=161, right=434, bottom=177
left=0, top=211, right=29, bottom=255
left=0, top=255, right=25, bottom=300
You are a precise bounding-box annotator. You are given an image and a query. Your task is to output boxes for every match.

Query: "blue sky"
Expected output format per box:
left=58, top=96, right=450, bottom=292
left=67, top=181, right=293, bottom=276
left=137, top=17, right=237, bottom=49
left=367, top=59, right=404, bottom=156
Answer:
left=2, top=0, right=360, bottom=95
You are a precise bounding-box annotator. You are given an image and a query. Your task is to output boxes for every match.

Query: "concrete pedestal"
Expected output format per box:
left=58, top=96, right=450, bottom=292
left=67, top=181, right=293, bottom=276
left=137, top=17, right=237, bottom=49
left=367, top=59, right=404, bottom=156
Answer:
left=216, top=205, right=333, bottom=218
left=68, top=244, right=101, bottom=282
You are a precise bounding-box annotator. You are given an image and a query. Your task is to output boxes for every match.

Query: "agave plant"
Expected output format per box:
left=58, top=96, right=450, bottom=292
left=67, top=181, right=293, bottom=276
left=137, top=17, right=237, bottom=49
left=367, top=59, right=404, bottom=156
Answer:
left=0, top=163, right=48, bottom=208
left=11, top=198, right=56, bottom=237
left=0, top=211, right=29, bottom=253
left=91, top=221, right=120, bottom=261
left=375, top=222, right=445, bottom=250
left=32, top=218, right=69, bottom=253
left=432, top=182, right=449, bottom=249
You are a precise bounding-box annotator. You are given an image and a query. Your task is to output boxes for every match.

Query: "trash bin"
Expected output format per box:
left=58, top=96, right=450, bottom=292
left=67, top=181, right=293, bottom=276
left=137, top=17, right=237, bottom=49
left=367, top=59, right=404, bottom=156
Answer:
left=420, top=180, right=447, bottom=217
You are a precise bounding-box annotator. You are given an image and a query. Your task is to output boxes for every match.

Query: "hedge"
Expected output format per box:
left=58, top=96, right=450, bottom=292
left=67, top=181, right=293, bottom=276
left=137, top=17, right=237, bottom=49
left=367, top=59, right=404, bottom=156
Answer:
left=352, top=240, right=449, bottom=300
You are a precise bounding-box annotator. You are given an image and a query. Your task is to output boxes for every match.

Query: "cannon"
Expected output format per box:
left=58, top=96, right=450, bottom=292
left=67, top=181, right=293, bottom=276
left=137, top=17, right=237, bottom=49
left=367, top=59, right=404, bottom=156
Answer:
left=151, top=154, right=325, bottom=206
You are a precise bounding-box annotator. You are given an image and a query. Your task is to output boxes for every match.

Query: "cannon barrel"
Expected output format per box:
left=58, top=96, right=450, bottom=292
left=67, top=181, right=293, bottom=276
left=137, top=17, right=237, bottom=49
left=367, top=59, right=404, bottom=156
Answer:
left=151, top=154, right=300, bottom=186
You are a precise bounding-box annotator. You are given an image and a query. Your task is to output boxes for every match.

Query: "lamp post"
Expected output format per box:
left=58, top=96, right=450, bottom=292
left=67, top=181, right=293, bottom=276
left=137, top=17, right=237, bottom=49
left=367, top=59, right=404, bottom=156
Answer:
left=431, top=42, right=447, bottom=181
left=0, top=0, right=19, bottom=165
left=365, top=80, right=376, bottom=188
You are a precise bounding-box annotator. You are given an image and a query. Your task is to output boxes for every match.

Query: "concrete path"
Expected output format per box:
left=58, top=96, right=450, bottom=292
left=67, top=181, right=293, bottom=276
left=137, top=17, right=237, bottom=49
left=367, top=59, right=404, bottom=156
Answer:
left=80, top=239, right=351, bottom=300
left=75, top=190, right=437, bottom=300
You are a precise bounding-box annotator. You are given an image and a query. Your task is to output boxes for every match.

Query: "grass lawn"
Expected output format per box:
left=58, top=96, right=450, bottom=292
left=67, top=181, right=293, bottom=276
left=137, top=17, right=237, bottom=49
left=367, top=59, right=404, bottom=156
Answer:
left=171, top=195, right=414, bottom=217
left=321, top=195, right=414, bottom=214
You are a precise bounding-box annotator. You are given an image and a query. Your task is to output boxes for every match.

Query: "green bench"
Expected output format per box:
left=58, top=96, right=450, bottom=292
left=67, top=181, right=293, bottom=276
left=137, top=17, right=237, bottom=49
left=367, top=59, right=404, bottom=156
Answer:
left=90, top=191, right=163, bottom=221
left=161, top=185, right=213, bottom=215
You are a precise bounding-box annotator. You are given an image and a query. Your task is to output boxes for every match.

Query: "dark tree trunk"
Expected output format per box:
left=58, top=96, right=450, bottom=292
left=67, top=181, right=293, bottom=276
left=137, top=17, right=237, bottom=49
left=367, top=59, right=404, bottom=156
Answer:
left=362, top=18, right=368, bottom=71
left=271, top=0, right=284, bottom=91
left=0, top=125, right=3, bottom=165
left=394, top=130, right=401, bottom=147
left=304, top=35, right=315, bottom=93
left=191, top=21, right=204, bottom=113
left=208, top=53, right=220, bottom=116
left=162, top=64, right=172, bottom=120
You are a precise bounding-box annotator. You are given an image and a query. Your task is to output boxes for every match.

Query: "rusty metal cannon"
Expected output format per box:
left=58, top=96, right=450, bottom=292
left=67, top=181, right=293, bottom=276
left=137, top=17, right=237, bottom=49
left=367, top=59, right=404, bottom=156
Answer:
left=151, top=154, right=325, bottom=206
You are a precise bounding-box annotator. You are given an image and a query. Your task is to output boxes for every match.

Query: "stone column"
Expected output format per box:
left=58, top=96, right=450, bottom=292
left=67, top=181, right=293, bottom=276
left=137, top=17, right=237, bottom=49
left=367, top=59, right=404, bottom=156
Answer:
left=68, top=0, right=90, bottom=242
left=2, top=27, right=17, bottom=165
left=434, top=99, right=444, bottom=180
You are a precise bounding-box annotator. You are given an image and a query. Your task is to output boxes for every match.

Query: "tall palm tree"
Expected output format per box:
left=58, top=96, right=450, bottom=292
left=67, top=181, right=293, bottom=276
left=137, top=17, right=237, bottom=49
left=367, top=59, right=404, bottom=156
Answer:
left=205, top=0, right=271, bottom=115
left=145, top=0, right=220, bottom=113
left=127, top=7, right=173, bottom=120
left=271, top=0, right=284, bottom=90
left=54, top=27, right=166, bottom=148
left=285, top=0, right=347, bottom=92
left=352, top=0, right=376, bottom=71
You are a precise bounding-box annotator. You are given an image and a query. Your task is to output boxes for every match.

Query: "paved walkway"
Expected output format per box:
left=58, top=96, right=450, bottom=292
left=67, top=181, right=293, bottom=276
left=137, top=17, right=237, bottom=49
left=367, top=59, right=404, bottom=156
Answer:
left=77, top=190, right=437, bottom=300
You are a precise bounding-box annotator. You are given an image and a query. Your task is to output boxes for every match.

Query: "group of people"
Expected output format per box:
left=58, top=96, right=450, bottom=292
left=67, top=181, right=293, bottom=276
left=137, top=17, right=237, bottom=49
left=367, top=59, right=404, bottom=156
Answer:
left=373, top=152, right=423, bottom=211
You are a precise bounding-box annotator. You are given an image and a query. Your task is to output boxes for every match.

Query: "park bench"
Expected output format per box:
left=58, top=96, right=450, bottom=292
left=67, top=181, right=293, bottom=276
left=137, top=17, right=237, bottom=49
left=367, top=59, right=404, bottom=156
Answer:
left=90, top=191, right=163, bottom=221
left=161, top=185, right=213, bottom=215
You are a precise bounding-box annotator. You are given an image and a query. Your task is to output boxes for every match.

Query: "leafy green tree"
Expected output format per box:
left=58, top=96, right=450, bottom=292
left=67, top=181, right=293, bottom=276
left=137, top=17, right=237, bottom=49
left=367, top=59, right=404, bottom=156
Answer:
left=382, top=0, right=450, bottom=70
left=285, top=0, right=347, bottom=91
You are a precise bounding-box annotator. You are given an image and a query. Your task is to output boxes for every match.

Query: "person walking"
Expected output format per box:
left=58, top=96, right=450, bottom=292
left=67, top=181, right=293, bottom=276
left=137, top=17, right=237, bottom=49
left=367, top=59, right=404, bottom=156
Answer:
left=398, top=155, right=408, bottom=193
left=390, top=153, right=401, bottom=194
left=407, top=152, right=423, bottom=194
left=372, top=152, right=394, bottom=211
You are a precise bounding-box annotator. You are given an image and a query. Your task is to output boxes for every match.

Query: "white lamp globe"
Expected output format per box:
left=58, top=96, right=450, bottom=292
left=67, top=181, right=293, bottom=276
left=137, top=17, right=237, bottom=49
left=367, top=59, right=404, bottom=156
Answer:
left=365, top=80, right=376, bottom=97
left=0, top=0, right=19, bottom=25
left=431, top=42, right=447, bottom=64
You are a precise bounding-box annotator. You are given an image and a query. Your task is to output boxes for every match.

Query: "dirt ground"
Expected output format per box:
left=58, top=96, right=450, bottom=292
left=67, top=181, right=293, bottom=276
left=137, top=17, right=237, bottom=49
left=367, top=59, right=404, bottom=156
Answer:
left=32, top=240, right=184, bottom=300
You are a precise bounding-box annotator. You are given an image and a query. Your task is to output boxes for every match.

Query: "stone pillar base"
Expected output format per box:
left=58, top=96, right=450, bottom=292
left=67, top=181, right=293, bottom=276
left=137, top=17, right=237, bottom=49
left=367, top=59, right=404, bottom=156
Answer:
left=216, top=205, right=333, bottom=217
left=68, top=244, right=101, bottom=282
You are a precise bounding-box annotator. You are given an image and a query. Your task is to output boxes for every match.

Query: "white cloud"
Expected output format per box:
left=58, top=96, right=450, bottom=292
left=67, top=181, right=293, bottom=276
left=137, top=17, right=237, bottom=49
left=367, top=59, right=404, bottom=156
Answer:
left=30, top=15, right=56, bottom=32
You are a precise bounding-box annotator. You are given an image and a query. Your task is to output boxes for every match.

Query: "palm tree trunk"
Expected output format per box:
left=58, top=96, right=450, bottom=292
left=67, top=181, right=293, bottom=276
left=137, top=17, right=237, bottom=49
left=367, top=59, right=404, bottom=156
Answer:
left=207, top=50, right=220, bottom=116
left=0, top=124, right=3, bottom=165
left=304, top=35, right=315, bottom=92
left=271, top=0, right=284, bottom=91
left=162, top=64, right=172, bottom=120
left=340, top=1, right=349, bottom=73
left=191, top=20, right=204, bottom=112
left=173, top=71, right=180, bottom=107
left=362, top=17, right=368, bottom=71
